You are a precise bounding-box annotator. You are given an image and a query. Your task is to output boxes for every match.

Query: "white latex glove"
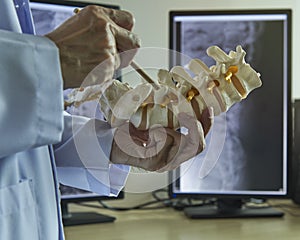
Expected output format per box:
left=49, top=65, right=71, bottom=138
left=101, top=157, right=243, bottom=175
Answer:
left=110, top=107, right=213, bottom=172
left=45, top=5, right=140, bottom=89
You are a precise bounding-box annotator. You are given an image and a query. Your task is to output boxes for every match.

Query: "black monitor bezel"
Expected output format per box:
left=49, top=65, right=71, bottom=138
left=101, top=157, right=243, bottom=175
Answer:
left=30, top=0, right=120, bottom=10
left=168, top=9, right=293, bottom=200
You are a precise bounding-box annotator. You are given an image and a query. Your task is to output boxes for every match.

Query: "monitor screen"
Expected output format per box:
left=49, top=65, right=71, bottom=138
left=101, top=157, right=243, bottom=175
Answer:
left=30, top=0, right=120, bottom=35
left=29, top=0, right=123, bottom=225
left=292, top=99, right=300, bottom=204
left=168, top=9, right=292, bottom=218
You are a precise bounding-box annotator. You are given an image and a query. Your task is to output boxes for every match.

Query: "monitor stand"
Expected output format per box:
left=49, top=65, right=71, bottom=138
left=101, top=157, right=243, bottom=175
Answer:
left=184, top=198, right=284, bottom=219
left=61, top=202, right=116, bottom=226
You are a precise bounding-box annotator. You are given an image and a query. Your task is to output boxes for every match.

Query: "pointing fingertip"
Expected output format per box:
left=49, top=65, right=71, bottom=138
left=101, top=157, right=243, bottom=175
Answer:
left=129, top=32, right=141, bottom=48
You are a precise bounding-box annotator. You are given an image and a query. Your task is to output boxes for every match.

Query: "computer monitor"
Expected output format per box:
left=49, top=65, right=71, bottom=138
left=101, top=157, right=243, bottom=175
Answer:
left=30, top=0, right=120, bottom=35
left=29, top=0, right=123, bottom=226
left=169, top=9, right=292, bottom=218
left=292, top=99, right=300, bottom=204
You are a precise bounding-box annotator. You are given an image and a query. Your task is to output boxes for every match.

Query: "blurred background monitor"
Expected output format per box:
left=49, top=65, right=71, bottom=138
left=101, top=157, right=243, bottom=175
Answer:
left=30, top=0, right=123, bottom=226
left=292, top=99, right=300, bottom=204
left=30, top=0, right=120, bottom=35
left=168, top=9, right=292, bottom=218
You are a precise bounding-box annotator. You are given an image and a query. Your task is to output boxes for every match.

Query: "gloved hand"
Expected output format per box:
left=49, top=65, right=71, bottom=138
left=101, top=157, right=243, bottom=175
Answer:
left=45, top=5, right=140, bottom=89
left=110, top=107, right=213, bottom=172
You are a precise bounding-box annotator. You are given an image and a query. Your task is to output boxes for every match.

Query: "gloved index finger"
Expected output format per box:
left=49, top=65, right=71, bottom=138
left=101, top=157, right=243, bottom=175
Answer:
left=102, top=8, right=135, bottom=31
left=108, top=23, right=141, bottom=68
left=109, top=23, right=141, bottom=51
left=94, top=6, right=141, bottom=66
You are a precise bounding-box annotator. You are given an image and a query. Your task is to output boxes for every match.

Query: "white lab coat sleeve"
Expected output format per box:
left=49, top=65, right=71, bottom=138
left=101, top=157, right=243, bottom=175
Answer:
left=0, top=29, right=64, bottom=158
left=53, top=112, right=130, bottom=196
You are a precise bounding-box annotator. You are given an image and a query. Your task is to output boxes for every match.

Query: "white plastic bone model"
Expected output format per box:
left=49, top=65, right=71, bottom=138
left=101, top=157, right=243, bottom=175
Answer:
left=65, top=45, right=262, bottom=130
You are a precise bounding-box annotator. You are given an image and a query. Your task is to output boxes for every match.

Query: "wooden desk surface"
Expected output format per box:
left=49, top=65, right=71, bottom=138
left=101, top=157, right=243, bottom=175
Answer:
left=64, top=200, right=300, bottom=240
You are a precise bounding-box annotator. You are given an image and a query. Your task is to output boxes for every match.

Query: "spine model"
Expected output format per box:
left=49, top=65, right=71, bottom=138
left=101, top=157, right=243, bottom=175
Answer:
left=65, top=45, right=262, bottom=130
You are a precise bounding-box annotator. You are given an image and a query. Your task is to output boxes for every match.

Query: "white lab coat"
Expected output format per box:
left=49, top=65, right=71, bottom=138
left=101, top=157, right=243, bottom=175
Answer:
left=0, top=1, right=129, bottom=239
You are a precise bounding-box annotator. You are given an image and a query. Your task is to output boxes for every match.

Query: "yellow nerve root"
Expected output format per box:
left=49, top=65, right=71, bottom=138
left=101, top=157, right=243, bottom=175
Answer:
left=186, top=88, right=199, bottom=102
left=225, top=66, right=238, bottom=82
